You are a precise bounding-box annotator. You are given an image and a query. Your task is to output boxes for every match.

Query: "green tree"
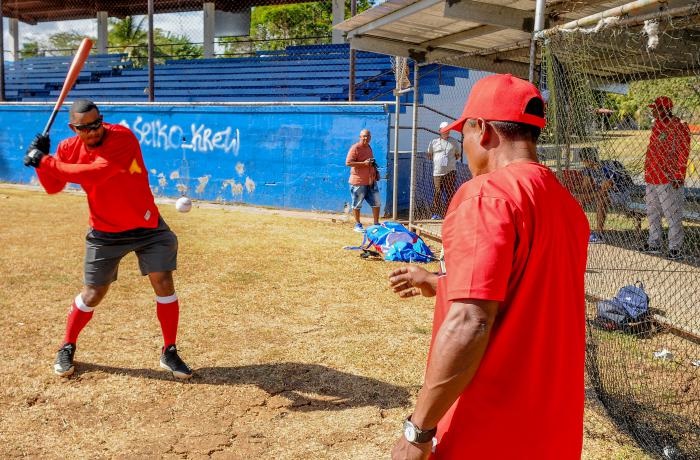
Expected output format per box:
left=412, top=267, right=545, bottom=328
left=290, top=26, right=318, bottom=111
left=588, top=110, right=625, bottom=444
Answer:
left=155, top=30, right=203, bottom=61
left=222, top=0, right=373, bottom=56
left=109, top=16, right=148, bottom=64
left=20, top=41, right=41, bottom=58
left=604, top=76, right=700, bottom=128
left=108, top=17, right=202, bottom=65
left=48, top=32, right=89, bottom=56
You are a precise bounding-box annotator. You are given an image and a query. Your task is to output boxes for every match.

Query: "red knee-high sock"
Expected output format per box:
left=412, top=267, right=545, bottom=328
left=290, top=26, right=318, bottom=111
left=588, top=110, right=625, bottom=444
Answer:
left=63, top=294, right=94, bottom=345
left=156, top=294, right=179, bottom=349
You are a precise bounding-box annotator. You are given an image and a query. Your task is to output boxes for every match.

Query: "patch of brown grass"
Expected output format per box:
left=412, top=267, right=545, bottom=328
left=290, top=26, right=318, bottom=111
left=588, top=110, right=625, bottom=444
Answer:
left=0, top=184, right=650, bottom=459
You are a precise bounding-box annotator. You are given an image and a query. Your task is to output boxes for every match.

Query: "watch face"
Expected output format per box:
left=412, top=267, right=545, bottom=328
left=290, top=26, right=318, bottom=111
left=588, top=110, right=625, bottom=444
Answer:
left=403, top=422, right=417, bottom=442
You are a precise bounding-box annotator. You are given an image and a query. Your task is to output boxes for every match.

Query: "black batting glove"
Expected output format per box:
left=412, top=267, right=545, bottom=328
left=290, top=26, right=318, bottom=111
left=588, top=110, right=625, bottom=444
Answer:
left=23, top=147, right=46, bottom=168
left=30, top=133, right=50, bottom=154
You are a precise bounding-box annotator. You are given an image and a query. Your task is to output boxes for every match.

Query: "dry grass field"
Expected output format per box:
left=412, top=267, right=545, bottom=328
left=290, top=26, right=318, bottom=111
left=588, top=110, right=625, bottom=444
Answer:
left=0, top=184, right=650, bottom=459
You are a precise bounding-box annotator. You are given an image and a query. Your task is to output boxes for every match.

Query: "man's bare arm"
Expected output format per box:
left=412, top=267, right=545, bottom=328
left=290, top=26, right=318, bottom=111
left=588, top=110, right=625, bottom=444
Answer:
left=409, top=299, right=499, bottom=430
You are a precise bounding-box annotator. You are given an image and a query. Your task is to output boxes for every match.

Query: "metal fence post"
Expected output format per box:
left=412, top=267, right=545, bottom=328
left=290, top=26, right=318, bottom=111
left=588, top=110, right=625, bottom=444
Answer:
left=393, top=95, right=400, bottom=220
left=147, top=0, right=155, bottom=102
left=408, top=62, right=419, bottom=227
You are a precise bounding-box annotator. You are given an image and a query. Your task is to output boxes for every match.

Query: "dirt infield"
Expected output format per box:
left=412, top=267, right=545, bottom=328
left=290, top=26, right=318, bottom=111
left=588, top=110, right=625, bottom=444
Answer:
left=0, top=185, right=649, bottom=459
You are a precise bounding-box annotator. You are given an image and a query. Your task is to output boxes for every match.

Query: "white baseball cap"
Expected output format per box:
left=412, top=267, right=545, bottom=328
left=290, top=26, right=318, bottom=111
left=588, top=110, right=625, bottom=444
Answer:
left=439, top=121, right=449, bottom=129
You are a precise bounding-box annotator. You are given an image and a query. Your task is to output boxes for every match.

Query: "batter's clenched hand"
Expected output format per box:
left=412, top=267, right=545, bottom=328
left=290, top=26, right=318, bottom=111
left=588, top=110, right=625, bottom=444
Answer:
left=24, top=148, right=46, bottom=167
left=24, top=133, right=51, bottom=168
left=30, top=133, right=51, bottom=154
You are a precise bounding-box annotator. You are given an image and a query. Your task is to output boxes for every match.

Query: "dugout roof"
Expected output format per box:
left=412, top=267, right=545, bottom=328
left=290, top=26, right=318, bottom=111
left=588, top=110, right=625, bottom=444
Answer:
left=335, top=0, right=698, bottom=79
left=2, top=0, right=301, bottom=25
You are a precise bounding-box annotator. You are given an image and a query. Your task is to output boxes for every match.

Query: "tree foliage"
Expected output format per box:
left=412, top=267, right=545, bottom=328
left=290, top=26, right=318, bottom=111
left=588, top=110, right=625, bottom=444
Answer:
left=20, top=41, right=40, bottom=59
left=222, top=0, right=373, bottom=56
left=48, top=32, right=90, bottom=56
left=604, top=76, right=700, bottom=128
left=155, top=30, right=203, bottom=61
left=107, top=16, right=202, bottom=65
left=38, top=1, right=375, bottom=63
left=109, top=16, right=148, bottom=62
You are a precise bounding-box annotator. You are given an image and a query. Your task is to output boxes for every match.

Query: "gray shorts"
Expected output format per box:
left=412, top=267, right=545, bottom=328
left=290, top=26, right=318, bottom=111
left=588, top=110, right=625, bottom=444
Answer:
left=84, top=216, right=178, bottom=286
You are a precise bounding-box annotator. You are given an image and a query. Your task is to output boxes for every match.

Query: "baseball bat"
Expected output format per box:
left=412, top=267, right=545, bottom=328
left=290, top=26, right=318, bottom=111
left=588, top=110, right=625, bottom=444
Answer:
left=42, top=38, right=93, bottom=136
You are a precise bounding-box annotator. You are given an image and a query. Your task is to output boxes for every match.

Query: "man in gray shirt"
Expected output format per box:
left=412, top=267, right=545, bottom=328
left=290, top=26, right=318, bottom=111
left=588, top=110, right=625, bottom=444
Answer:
left=427, top=121, right=461, bottom=219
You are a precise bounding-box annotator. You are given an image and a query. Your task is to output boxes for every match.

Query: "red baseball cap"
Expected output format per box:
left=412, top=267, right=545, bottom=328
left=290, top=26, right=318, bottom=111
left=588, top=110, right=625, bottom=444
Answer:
left=441, top=74, right=546, bottom=133
left=648, top=96, right=673, bottom=109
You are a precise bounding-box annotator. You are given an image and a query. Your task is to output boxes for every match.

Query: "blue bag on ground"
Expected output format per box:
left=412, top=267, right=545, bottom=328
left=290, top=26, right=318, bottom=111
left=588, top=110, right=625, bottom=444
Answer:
left=593, top=281, right=651, bottom=334
left=361, top=221, right=435, bottom=263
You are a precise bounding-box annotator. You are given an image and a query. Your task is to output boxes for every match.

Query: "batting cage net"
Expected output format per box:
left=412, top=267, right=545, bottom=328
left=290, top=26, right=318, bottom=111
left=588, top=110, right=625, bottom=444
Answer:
left=540, top=5, right=700, bottom=459
left=390, top=61, right=524, bottom=239
left=387, top=62, right=473, bottom=230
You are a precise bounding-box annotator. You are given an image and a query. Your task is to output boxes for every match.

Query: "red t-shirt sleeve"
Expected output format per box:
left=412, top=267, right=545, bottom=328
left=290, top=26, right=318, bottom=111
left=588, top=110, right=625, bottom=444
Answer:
left=345, top=144, right=358, bottom=164
left=35, top=159, right=67, bottom=194
left=443, top=195, right=516, bottom=303
left=39, top=151, right=124, bottom=187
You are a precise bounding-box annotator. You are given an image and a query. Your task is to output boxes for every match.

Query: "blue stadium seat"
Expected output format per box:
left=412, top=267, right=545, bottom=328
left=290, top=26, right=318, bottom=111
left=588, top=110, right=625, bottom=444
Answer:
left=10, top=46, right=467, bottom=103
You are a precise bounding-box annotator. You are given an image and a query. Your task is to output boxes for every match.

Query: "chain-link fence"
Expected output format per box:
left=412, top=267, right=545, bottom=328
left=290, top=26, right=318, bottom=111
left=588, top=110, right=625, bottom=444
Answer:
left=3, top=1, right=700, bottom=456
left=540, top=5, right=700, bottom=458
left=388, top=4, right=700, bottom=457
left=395, top=61, right=526, bottom=241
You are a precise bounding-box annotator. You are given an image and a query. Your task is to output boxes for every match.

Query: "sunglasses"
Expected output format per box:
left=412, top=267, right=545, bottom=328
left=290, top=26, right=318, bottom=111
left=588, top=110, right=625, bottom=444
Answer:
left=70, top=116, right=103, bottom=132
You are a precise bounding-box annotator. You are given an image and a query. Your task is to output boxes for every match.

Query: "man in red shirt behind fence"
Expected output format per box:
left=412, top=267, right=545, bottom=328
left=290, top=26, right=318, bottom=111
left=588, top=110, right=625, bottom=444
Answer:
left=23, top=99, right=192, bottom=380
left=643, top=96, right=690, bottom=260
left=387, top=74, right=589, bottom=459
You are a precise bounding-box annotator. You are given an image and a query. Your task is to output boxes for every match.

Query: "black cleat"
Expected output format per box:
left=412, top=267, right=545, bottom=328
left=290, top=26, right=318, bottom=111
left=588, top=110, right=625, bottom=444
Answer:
left=159, top=345, right=192, bottom=380
left=667, top=249, right=683, bottom=260
left=54, top=343, right=76, bottom=377
left=641, top=243, right=661, bottom=254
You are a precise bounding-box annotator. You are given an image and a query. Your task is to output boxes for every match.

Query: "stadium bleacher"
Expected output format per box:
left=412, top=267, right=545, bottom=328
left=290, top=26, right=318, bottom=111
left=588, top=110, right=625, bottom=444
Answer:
left=3, top=53, right=131, bottom=101
left=4, top=44, right=468, bottom=103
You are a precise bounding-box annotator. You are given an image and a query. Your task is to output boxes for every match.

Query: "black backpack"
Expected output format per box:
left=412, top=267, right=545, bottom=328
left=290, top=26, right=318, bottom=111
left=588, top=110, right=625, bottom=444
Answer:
left=592, top=281, right=653, bottom=335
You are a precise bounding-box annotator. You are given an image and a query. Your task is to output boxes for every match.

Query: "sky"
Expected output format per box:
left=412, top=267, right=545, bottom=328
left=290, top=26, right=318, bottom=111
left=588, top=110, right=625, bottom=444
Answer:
left=3, top=12, right=203, bottom=59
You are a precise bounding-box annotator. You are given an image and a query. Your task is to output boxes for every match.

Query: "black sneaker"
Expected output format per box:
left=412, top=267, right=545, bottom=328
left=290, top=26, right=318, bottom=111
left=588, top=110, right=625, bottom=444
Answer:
left=54, top=343, right=76, bottom=377
left=667, top=249, right=683, bottom=260
left=642, top=243, right=661, bottom=254
left=159, top=345, right=192, bottom=380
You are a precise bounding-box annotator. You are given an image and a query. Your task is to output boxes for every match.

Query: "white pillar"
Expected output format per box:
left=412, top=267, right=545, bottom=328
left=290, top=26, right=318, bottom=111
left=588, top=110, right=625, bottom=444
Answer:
left=9, top=18, right=18, bottom=60
left=332, top=0, right=344, bottom=44
left=97, top=11, right=109, bottom=54
left=203, top=2, right=215, bottom=59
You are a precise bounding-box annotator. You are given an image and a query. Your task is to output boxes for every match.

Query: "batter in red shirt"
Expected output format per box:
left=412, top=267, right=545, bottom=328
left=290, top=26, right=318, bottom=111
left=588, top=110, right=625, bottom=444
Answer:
left=388, top=74, right=589, bottom=459
left=24, top=99, right=192, bottom=380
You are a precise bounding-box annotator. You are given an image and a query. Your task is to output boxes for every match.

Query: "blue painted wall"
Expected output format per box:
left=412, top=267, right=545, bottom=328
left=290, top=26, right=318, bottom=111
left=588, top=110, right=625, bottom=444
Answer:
left=0, top=104, right=391, bottom=214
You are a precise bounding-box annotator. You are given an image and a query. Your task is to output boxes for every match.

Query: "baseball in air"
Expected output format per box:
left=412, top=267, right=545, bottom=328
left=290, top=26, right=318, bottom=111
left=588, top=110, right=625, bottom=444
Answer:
left=175, top=196, right=192, bottom=213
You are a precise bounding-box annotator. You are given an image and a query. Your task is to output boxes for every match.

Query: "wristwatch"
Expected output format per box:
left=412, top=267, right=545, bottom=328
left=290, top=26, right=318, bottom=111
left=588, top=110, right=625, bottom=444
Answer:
left=403, top=416, right=437, bottom=444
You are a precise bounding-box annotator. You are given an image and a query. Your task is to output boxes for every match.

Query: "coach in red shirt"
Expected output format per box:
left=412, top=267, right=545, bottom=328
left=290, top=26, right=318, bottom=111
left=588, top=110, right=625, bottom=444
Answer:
left=23, top=99, right=192, bottom=380
left=643, top=96, right=690, bottom=260
left=388, top=74, right=589, bottom=459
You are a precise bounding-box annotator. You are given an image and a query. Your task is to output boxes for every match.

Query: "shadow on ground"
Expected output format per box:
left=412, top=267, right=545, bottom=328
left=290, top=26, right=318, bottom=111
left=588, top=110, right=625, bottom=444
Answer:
left=77, top=361, right=412, bottom=411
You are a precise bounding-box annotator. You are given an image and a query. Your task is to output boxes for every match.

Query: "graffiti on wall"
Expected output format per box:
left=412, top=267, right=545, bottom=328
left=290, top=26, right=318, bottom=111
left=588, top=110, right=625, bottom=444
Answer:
left=121, top=116, right=253, bottom=200
left=0, top=104, right=390, bottom=212
left=127, top=116, right=241, bottom=154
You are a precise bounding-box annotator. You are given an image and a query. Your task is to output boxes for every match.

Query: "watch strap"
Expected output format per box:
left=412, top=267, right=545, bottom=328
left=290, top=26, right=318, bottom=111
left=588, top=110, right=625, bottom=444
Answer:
left=406, top=417, right=437, bottom=444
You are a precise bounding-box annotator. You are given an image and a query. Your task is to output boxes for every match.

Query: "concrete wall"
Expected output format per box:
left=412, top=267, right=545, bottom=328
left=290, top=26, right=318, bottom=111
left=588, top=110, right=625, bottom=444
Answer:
left=0, top=104, right=391, bottom=214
